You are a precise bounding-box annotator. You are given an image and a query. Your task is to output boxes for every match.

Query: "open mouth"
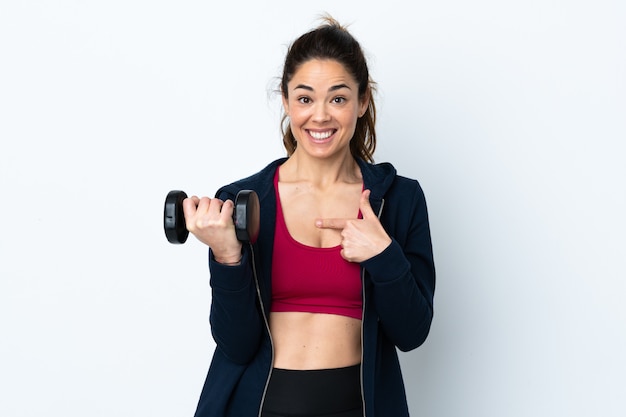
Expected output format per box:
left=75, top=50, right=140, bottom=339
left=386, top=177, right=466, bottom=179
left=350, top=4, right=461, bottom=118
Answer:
left=308, top=129, right=336, bottom=140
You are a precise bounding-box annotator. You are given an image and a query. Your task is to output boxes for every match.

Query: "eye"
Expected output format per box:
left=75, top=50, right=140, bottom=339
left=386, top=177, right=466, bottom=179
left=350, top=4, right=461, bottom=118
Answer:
left=297, top=96, right=311, bottom=104
left=332, top=96, right=346, bottom=104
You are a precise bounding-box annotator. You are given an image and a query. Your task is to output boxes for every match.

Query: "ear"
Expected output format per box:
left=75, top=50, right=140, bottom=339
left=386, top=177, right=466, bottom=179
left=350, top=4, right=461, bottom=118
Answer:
left=281, top=91, right=289, bottom=116
left=358, top=87, right=371, bottom=118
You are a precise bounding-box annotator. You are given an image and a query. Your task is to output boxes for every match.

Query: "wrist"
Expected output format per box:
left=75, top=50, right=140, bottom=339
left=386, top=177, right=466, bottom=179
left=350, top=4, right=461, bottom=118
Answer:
left=215, top=255, right=242, bottom=266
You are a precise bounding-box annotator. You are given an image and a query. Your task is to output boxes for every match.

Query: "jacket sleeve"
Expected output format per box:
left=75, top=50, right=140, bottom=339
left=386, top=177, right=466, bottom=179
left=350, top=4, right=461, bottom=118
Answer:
left=208, top=247, right=264, bottom=364
left=207, top=189, right=264, bottom=365
left=361, top=181, right=435, bottom=352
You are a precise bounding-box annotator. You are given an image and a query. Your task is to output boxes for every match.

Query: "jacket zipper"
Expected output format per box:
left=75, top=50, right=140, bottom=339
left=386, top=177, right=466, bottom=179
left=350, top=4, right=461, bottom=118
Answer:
left=359, top=267, right=367, bottom=417
left=359, top=197, right=386, bottom=417
left=255, top=198, right=385, bottom=417
left=252, top=243, right=275, bottom=417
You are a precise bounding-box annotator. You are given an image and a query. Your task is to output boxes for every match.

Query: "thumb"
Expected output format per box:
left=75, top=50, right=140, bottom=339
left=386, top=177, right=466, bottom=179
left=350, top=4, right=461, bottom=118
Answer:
left=220, top=199, right=235, bottom=221
left=360, top=189, right=376, bottom=218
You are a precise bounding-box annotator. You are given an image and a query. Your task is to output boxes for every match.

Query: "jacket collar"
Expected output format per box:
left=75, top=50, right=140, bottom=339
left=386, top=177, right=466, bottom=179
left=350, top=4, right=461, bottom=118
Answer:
left=356, top=158, right=396, bottom=216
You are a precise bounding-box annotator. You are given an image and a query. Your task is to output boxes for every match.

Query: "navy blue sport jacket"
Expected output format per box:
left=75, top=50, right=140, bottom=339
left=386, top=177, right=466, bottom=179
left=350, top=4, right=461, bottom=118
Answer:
left=193, top=158, right=435, bottom=417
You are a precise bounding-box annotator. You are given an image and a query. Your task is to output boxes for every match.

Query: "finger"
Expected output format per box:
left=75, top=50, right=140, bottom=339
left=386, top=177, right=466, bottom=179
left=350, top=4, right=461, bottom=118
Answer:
left=339, top=247, right=349, bottom=262
left=206, top=197, right=224, bottom=217
left=196, top=197, right=215, bottom=216
left=360, top=189, right=375, bottom=218
left=339, top=246, right=358, bottom=263
left=182, top=196, right=201, bottom=218
left=315, top=218, right=348, bottom=230
left=220, top=199, right=235, bottom=221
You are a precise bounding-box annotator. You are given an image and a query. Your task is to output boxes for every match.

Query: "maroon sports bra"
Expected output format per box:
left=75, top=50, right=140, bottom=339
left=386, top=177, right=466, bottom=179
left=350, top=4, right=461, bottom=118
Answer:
left=270, top=169, right=363, bottom=320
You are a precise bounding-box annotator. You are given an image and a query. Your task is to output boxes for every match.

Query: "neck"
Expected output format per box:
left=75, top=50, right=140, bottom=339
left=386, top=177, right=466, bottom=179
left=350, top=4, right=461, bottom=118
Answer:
left=281, top=149, right=361, bottom=186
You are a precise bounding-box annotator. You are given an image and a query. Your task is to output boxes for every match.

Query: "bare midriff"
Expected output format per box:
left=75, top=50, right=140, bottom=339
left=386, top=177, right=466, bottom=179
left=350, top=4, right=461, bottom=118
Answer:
left=269, top=311, right=362, bottom=370
left=271, top=160, right=364, bottom=370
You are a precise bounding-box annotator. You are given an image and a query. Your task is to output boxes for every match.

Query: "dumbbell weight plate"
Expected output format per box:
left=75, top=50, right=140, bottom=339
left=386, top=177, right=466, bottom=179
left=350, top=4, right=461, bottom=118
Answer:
left=233, top=190, right=260, bottom=244
left=164, top=190, right=189, bottom=244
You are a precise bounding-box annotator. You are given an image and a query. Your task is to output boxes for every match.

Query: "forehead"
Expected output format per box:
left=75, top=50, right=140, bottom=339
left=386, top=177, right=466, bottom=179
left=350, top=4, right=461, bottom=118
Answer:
left=289, top=59, right=357, bottom=88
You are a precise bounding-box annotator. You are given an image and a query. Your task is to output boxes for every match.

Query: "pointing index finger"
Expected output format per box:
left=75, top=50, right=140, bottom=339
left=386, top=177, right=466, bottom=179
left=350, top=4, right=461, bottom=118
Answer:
left=315, top=218, right=348, bottom=230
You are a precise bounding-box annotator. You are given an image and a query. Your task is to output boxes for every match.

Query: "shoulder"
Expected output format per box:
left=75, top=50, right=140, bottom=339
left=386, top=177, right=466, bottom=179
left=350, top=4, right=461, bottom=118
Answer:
left=358, top=159, right=424, bottom=200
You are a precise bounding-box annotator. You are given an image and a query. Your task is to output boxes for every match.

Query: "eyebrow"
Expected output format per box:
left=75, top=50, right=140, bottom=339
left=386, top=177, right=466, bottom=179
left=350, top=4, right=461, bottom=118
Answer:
left=294, top=83, right=352, bottom=92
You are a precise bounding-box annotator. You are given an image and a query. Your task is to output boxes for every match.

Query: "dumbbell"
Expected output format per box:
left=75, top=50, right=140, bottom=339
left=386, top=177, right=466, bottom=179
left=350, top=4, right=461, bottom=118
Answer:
left=163, top=190, right=260, bottom=244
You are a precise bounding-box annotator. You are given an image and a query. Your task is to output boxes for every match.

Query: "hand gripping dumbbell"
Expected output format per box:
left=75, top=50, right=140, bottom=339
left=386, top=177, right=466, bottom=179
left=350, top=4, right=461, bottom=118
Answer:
left=163, top=190, right=260, bottom=244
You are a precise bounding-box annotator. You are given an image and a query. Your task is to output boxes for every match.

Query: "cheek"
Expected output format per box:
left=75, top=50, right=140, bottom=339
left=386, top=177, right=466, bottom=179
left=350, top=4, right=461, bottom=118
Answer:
left=288, top=108, right=309, bottom=125
left=288, top=112, right=302, bottom=127
left=288, top=114, right=305, bottom=138
left=341, top=109, right=360, bottom=128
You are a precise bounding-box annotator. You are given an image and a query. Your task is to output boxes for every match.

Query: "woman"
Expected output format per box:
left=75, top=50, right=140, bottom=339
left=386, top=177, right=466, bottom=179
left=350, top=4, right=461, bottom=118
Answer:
left=183, top=16, right=435, bottom=417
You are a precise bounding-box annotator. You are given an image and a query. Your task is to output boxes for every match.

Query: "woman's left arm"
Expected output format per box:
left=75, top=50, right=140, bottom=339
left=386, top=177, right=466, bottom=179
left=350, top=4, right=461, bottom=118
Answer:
left=361, top=182, right=435, bottom=351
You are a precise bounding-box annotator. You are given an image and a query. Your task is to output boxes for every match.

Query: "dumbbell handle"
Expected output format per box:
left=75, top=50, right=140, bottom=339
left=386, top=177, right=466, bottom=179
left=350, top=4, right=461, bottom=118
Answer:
left=163, top=190, right=260, bottom=244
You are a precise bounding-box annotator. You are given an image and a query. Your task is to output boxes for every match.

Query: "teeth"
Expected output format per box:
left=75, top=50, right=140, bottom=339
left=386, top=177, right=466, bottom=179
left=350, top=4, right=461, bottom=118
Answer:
left=310, top=130, right=333, bottom=140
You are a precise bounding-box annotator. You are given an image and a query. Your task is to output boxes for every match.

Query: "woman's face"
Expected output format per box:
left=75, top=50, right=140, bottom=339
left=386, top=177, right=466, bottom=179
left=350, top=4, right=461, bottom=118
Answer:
left=282, top=59, right=369, bottom=161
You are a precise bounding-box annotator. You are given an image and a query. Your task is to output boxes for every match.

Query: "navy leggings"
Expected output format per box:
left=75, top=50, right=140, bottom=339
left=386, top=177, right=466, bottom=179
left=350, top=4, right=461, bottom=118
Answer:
left=261, top=365, right=364, bottom=417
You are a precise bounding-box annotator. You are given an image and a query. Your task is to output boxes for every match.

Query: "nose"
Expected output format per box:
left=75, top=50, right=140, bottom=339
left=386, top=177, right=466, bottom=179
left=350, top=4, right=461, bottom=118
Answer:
left=312, top=102, right=331, bottom=123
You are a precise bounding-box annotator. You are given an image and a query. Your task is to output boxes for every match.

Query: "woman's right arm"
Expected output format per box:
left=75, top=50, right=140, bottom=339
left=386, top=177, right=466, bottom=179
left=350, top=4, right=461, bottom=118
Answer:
left=208, top=247, right=264, bottom=364
left=183, top=191, right=264, bottom=364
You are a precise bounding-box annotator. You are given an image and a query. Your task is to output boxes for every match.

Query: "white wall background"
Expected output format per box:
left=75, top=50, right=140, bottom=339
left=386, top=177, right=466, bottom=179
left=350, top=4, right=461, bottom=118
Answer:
left=1, top=1, right=624, bottom=416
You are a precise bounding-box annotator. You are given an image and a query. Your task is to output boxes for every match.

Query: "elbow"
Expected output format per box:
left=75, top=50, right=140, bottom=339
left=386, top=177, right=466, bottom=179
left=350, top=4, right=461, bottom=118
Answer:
left=396, top=308, right=433, bottom=352
left=211, top=327, right=262, bottom=365
left=209, top=311, right=263, bottom=365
